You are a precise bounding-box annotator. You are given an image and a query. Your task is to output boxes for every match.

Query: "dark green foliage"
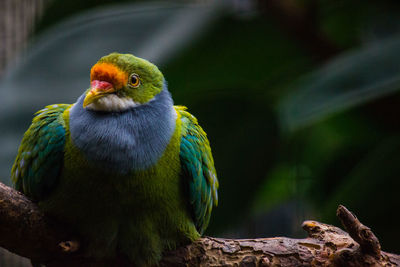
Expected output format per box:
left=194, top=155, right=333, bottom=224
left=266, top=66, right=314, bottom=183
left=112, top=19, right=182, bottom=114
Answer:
left=35, top=0, right=138, bottom=34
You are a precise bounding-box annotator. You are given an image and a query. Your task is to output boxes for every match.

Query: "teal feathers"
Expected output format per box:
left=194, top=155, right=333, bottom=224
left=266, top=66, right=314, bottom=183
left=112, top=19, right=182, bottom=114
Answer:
left=177, top=106, right=218, bottom=234
left=12, top=104, right=70, bottom=201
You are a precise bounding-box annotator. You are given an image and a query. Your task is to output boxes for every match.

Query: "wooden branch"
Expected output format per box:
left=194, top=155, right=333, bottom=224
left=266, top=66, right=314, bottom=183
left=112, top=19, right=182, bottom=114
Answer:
left=0, top=182, right=75, bottom=262
left=0, top=182, right=399, bottom=266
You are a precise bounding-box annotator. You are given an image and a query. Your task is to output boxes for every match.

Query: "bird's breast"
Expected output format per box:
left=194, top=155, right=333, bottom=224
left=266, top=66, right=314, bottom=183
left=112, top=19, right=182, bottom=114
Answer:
left=69, top=89, right=176, bottom=174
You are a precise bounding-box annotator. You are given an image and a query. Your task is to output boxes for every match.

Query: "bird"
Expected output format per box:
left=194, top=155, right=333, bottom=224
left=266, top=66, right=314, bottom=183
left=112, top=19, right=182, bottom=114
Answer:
left=11, top=52, right=218, bottom=266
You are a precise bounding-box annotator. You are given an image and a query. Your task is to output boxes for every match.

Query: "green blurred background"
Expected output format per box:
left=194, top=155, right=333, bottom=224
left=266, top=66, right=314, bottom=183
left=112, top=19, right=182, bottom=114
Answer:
left=0, top=1, right=399, bottom=263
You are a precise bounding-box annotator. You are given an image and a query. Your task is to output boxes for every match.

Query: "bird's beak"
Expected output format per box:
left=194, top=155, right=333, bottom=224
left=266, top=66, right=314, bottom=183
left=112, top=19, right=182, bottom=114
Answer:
left=83, top=80, right=116, bottom=108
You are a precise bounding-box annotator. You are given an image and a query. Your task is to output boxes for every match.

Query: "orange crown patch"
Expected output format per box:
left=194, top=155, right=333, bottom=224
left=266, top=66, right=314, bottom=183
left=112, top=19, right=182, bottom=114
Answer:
left=90, top=62, right=128, bottom=89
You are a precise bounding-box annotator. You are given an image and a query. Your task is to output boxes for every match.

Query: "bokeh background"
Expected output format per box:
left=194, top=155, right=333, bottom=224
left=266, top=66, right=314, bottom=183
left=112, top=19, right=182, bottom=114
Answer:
left=1, top=0, right=399, bottom=265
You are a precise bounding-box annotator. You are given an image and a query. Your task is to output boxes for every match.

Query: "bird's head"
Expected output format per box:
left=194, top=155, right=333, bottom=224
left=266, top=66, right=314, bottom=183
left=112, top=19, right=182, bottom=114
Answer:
left=83, top=53, right=164, bottom=111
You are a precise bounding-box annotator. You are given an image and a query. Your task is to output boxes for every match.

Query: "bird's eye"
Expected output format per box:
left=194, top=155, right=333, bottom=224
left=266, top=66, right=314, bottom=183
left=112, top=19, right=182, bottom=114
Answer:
left=128, top=74, right=140, bottom=88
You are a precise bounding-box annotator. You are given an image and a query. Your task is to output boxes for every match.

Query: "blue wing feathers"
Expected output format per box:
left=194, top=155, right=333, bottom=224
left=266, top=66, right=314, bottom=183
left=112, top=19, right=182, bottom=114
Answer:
left=176, top=106, right=218, bottom=235
left=12, top=104, right=69, bottom=201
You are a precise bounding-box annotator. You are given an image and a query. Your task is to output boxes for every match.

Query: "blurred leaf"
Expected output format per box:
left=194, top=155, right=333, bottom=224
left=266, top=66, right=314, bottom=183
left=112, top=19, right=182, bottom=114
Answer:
left=279, top=35, right=400, bottom=132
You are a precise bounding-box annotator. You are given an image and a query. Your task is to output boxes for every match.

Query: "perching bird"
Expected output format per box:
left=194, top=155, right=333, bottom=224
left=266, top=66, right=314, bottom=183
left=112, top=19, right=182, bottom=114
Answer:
left=11, top=53, right=218, bottom=266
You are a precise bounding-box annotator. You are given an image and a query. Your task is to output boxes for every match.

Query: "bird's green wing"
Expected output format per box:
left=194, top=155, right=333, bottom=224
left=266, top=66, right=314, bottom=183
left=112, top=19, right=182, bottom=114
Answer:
left=11, top=104, right=70, bottom=201
left=176, top=106, right=219, bottom=235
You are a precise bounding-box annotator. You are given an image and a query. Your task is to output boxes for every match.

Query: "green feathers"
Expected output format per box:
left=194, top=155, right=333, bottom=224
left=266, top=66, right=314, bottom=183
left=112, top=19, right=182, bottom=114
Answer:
left=176, top=106, right=219, bottom=234
left=12, top=104, right=70, bottom=201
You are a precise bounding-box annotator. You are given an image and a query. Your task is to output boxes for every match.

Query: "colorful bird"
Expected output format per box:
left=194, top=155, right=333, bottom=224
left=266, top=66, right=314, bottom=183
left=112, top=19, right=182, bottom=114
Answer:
left=11, top=53, right=218, bottom=266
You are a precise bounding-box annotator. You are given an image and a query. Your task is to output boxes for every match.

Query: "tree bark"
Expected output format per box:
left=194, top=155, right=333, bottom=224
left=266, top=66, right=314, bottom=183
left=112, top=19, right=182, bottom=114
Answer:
left=0, top=182, right=398, bottom=266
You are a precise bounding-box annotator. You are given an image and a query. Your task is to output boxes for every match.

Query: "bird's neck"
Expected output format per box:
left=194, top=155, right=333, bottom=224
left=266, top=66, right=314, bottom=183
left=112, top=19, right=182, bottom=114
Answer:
left=69, top=87, right=176, bottom=174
